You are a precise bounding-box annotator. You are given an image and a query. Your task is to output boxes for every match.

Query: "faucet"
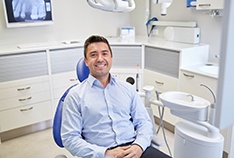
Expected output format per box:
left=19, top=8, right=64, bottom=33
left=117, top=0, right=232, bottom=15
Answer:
left=187, top=94, right=194, bottom=101
left=200, top=83, right=216, bottom=125
left=200, top=84, right=216, bottom=104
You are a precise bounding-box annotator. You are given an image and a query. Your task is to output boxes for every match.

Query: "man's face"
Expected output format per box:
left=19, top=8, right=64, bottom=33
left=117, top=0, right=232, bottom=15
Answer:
left=84, top=42, right=112, bottom=79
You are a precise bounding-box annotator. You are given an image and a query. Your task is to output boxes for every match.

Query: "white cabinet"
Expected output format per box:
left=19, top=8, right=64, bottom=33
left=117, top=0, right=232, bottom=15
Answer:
left=179, top=70, right=229, bottom=152
left=0, top=40, right=208, bottom=140
left=196, top=0, right=224, bottom=10
left=144, top=46, right=180, bottom=125
left=144, top=69, right=179, bottom=125
left=144, top=44, right=209, bottom=126
left=179, top=70, right=217, bottom=103
left=49, top=47, right=83, bottom=110
left=111, top=45, right=143, bottom=91
left=0, top=51, right=52, bottom=133
left=111, top=45, right=143, bottom=69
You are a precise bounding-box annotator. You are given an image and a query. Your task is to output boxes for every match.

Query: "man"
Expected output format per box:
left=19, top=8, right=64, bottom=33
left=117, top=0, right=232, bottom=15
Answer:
left=61, top=35, right=171, bottom=158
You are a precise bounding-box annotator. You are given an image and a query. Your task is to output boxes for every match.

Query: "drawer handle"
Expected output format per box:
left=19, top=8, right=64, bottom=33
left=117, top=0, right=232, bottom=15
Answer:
left=155, top=80, right=164, bottom=85
left=20, top=107, right=33, bottom=112
left=17, top=86, right=31, bottom=91
left=19, top=96, right=32, bottom=102
left=183, top=73, right=194, bottom=78
left=70, top=78, right=78, bottom=81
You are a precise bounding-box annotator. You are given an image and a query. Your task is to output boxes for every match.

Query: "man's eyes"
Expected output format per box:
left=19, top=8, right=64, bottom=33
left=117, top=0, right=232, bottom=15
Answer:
left=90, top=53, right=97, bottom=57
left=89, top=52, right=109, bottom=57
left=102, top=52, right=108, bottom=56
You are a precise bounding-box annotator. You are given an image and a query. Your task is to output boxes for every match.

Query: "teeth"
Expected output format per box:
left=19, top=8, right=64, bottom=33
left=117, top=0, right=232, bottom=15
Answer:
left=95, top=63, right=106, bottom=67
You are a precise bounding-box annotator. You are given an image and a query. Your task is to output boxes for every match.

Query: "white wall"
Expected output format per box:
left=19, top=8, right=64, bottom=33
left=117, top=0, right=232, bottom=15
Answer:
left=130, top=0, right=223, bottom=63
left=0, top=0, right=130, bottom=46
left=0, top=0, right=223, bottom=63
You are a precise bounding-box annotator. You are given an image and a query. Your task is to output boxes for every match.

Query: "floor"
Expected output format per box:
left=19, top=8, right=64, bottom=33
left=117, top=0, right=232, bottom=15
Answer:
left=0, top=127, right=174, bottom=158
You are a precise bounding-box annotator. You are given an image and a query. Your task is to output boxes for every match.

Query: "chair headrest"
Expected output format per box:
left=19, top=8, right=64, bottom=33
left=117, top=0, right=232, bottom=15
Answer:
left=76, top=58, right=90, bottom=82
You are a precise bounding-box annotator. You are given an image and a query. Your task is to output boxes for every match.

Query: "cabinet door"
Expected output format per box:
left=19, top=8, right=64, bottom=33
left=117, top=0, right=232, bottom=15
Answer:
left=145, top=46, right=180, bottom=78
left=196, top=0, right=224, bottom=10
left=179, top=70, right=230, bottom=152
left=0, top=51, right=48, bottom=82
left=144, top=46, right=180, bottom=125
left=180, top=70, right=217, bottom=103
left=52, top=71, right=80, bottom=103
left=50, top=47, right=83, bottom=74
left=144, top=69, right=179, bottom=125
left=111, top=45, right=142, bottom=69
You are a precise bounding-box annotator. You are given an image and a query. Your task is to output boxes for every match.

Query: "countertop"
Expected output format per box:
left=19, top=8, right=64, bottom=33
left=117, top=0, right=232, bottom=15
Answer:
left=0, top=36, right=218, bottom=79
left=0, top=36, right=207, bottom=55
left=181, top=64, right=219, bottom=79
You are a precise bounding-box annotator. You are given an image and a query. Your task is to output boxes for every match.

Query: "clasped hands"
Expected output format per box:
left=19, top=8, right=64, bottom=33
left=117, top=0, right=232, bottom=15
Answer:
left=105, top=144, right=143, bottom=158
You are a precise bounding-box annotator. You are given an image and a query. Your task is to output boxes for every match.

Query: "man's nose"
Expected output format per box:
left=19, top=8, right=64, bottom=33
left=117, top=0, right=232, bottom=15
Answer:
left=97, top=54, right=104, bottom=61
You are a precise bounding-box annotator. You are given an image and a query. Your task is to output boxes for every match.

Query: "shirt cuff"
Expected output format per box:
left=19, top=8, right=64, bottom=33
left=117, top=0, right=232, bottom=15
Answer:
left=95, top=146, right=108, bottom=158
left=133, top=137, right=151, bottom=151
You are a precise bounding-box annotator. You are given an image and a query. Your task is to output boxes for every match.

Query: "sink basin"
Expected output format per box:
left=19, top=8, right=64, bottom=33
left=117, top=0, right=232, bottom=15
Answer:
left=199, top=65, right=219, bottom=76
left=160, top=91, right=210, bottom=121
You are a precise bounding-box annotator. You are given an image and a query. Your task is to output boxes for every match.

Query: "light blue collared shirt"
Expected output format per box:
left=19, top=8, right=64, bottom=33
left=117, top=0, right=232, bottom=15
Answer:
left=61, top=75, right=153, bottom=158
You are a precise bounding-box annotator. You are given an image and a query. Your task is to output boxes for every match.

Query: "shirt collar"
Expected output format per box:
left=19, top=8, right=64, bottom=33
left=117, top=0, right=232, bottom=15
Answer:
left=87, top=74, right=116, bottom=88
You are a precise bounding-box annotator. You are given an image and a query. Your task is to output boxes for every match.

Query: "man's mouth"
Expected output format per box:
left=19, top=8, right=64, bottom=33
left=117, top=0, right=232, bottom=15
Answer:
left=95, top=62, right=107, bottom=68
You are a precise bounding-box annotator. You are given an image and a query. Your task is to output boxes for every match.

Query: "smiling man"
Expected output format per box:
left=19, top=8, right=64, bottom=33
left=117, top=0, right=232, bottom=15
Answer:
left=61, top=35, right=171, bottom=158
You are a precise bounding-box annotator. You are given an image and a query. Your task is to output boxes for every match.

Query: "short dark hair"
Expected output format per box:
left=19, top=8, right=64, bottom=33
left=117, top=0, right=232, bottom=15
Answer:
left=83, top=35, right=113, bottom=58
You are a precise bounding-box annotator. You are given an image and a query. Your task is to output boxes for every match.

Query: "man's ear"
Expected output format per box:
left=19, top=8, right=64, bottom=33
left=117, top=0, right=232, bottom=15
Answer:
left=84, top=57, right=88, bottom=66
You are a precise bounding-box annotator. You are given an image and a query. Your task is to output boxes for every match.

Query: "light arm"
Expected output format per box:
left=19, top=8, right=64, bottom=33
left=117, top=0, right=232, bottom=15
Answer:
left=87, top=0, right=135, bottom=12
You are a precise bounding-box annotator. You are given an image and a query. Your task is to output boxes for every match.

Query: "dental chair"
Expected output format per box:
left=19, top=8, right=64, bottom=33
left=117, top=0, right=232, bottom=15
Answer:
left=53, top=57, right=89, bottom=148
left=52, top=58, right=162, bottom=157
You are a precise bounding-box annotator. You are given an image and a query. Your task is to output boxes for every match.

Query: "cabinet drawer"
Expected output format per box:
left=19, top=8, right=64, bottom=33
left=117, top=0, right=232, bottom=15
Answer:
left=0, top=81, right=50, bottom=100
left=144, top=69, right=178, bottom=94
left=0, top=91, right=51, bottom=111
left=0, top=101, right=52, bottom=132
left=144, top=69, right=179, bottom=125
left=52, top=71, right=79, bottom=90
left=179, top=70, right=218, bottom=103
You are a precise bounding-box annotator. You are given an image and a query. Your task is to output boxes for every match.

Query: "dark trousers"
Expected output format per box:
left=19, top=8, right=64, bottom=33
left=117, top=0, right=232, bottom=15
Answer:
left=110, top=143, right=171, bottom=158
left=141, top=146, right=171, bottom=158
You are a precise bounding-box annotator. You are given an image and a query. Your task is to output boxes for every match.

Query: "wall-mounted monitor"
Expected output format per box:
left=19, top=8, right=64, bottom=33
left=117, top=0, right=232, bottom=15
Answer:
left=3, top=0, right=54, bottom=28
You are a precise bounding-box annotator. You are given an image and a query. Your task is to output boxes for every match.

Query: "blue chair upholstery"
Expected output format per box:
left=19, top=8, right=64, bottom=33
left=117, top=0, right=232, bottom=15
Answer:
left=52, top=57, right=89, bottom=148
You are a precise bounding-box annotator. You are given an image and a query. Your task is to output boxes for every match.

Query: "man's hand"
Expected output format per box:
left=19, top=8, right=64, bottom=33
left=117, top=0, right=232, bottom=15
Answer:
left=105, top=144, right=143, bottom=158
left=12, top=0, right=46, bottom=21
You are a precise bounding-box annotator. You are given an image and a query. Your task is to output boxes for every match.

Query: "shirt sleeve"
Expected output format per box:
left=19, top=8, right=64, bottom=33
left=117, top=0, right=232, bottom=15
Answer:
left=61, top=89, right=107, bottom=158
left=130, top=89, right=154, bottom=151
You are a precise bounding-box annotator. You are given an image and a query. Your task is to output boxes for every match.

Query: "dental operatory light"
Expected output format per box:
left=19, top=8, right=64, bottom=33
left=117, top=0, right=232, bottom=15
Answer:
left=87, top=0, right=136, bottom=12
left=153, top=0, right=173, bottom=16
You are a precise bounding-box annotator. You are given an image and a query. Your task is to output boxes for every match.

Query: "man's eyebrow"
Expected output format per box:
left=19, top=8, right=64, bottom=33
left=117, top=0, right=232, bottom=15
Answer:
left=88, top=50, right=97, bottom=54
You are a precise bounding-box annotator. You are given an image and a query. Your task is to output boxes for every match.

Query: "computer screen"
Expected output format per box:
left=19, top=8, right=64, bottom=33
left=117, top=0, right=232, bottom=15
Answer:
left=3, top=0, right=54, bottom=28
